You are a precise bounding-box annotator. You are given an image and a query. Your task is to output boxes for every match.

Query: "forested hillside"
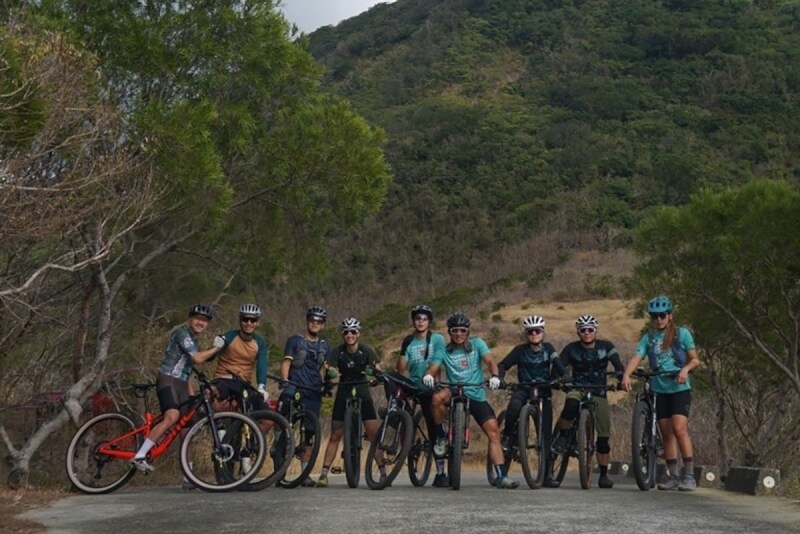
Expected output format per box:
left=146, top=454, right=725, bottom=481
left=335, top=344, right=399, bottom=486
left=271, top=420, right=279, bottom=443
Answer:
left=307, top=0, right=800, bottom=296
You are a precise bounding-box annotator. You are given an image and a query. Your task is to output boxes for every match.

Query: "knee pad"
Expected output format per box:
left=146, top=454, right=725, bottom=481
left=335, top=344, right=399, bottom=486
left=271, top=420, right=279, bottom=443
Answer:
left=561, top=398, right=580, bottom=421
left=596, top=436, right=610, bottom=454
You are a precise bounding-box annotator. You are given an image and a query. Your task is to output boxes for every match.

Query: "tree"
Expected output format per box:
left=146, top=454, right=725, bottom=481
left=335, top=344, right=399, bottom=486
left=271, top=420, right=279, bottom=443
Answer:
left=631, top=178, right=800, bottom=469
left=0, top=2, right=390, bottom=487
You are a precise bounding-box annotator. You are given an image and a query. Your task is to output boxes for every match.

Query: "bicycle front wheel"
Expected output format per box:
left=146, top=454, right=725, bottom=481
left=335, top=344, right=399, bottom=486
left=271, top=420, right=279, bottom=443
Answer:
left=448, top=403, right=466, bottom=490
left=343, top=407, right=362, bottom=488
left=238, top=410, right=292, bottom=491
left=181, top=411, right=265, bottom=492
left=365, top=410, right=413, bottom=490
left=66, top=413, right=140, bottom=494
left=577, top=409, right=594, bottom=490
left=631, top=400, right=656, bottom=491
left=407, top=410, right=433, bottom=487
left=278, top=409, right=320, bottom=488
left=519, top=404, right=545, bottom=489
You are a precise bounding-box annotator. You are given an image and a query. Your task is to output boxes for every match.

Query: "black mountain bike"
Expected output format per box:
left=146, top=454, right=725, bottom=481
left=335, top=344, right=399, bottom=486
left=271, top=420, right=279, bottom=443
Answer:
left=341, top=378, right=380, bottom=488
left=630, top=368, right=676, bottom=491
left=268, top=374, right=323, bottom=489
left=488, top=380, right=555, bottom=489
left=407, top=407, right=433, bottom=487
left=439, top=381, right=486, bottom=491
left=550, top=382, right=614, bottom=490
left=214, top=374, right=292, bottom=491
left=364, top=372, right=415, bottom=490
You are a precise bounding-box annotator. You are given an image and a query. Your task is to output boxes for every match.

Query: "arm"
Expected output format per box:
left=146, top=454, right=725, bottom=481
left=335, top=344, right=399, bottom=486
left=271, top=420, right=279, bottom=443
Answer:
left=280, top=357, right=291, bottom=382
left=396, top=355, right=408, bottom=374
left=191, top=346, right=220, bottom=365
left=497, top=347, right=519, bottom=381
left=678, top=348, right=699, bottom=384
left=621, top=354, right=644, bottom=391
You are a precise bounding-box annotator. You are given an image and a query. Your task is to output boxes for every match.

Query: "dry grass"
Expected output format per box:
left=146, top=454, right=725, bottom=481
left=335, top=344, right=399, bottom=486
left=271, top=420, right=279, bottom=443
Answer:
left=0, top=489, right=66, bottom=534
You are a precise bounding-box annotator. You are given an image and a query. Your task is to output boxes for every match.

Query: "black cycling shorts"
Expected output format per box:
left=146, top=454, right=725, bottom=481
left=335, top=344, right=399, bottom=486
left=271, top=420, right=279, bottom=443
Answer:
left=656, top=389, right=692, bottom=420
left=156, top=373, right=190, bottom=413
left=467, top=399, right=496, bottom=426
left=211, top=377, right=266, bottom=412
left=332, top=389, right=377, bottom=423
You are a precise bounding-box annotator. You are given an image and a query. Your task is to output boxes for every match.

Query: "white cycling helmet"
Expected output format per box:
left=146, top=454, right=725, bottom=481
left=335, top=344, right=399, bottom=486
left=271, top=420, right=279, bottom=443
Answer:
left=575, top=315, right=599, bottom=330
left=522, top=315, right=546, bottom=330
left=239, top=303, right=261, bottom=318
left=340, top=317, right=361, bottom=332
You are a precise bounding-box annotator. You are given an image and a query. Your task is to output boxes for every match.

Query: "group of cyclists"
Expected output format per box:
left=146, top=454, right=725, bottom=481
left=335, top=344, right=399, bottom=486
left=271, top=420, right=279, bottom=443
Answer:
left=134, top=295, right=699, bottom=492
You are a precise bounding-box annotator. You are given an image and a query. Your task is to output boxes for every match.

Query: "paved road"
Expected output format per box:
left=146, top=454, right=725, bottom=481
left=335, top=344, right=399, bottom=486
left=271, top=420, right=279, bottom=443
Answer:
left=25, top=472, right=800, bottom=534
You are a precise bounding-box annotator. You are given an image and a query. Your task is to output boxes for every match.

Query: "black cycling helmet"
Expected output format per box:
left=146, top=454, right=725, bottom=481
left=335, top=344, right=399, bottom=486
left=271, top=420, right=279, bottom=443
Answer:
left=189, top=304, right=214, bottom=320
left=410, top=304, right=433, bottom=322
left=446, top=312, right=470, bottom=329
left=306, top=305, right=328, bottom=321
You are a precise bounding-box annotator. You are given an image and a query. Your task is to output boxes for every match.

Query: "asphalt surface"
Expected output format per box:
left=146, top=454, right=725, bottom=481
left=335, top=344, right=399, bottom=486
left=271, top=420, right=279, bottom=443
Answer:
left=24, top=472, right=800, bottom=534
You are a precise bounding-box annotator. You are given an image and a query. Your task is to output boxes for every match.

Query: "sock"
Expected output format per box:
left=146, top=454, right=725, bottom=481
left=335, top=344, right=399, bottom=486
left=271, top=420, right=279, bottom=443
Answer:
left=682, top=457, right=695, bottom=478
left=301, top=461, right=309, bottom=472
left=666, top=458, right=679, bottom=478
left=436, top=458, right=445, bottom=474
left=134, top=438, right=155, bottom=459
left=436, top=424, right=447, bottom=440
left=599, top=465, right=608, bottom=477
left=494, top=464, right=506, bottom=479
left=320, top=466, right=330, bottom=477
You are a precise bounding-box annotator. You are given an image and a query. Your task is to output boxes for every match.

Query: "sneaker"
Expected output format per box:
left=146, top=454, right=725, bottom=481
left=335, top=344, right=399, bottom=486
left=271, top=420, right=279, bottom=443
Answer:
left=181, top=477, right=196, bottom=490
left=494, top=475, right=519, bottom=489
left=433, top=437, right=447, bottom=458
left=316, top=474, right=329, bottom=488
left=678, top=475, right=697, bottom=492
left=501, top=434, right=514, bottom=452
left=301, top=476, right=316, bottom=487
left=130, top=458, right=154, bottom=473
left=542, top=477, right=560, bottom=488
left=658, top=476, right=680, bottom=491
left=432, top=473, right=449, bottom=488
left=598, top=474, right=614, bottom=489
left=551, top=432, right=569, bottom=455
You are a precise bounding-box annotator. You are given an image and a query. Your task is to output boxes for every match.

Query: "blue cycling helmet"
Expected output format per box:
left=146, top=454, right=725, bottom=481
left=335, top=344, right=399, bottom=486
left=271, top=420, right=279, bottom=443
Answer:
left=647, top=296, right=673, bottom=314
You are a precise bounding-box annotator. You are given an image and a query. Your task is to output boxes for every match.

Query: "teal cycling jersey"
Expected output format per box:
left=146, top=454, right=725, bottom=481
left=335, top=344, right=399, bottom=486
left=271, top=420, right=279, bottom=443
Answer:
left=401, top=332, right=446, bottom=388
left=636, top=327, right=695, bottom=394
left=430, top=336, right=490, bottom=402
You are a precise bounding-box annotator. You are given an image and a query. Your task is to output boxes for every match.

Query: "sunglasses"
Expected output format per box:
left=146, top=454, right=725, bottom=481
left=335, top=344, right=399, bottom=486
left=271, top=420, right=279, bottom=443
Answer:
left=342, top=329, right=359, bottom=336
left=308, top=317, right=325, bottom=324
left=526, top=328, right=544, bottom=336
left=414, top=315, right=430, bottom=322
left=649, top=312, right=669, bottom=320
left=579, top=327, right=596, bottom=334
left=449, top=327, right=469, bottom=335
left=240, top=316, right=259, bottom=324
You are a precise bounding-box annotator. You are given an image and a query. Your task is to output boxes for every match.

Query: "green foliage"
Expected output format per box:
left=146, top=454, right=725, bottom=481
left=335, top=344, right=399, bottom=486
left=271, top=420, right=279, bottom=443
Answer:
left=527, top=268, right=554, bottom=289
left=491, top=313, right=502, bottom=322
left=491, top=300, right=504, bottom=312
left=487, top=326, right=501, bottom=348
left=584, top=274, right=616, bottom=298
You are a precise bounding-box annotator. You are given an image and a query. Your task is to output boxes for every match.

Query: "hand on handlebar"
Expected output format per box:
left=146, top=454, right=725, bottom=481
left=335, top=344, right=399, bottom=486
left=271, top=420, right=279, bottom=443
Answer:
left=620, top=374, right=632, bottom=392
left=423, top=374, right=435, bottom=388
left=489, top=376, right=501, bottom=390
left=257, top=384, right=269, bottom=402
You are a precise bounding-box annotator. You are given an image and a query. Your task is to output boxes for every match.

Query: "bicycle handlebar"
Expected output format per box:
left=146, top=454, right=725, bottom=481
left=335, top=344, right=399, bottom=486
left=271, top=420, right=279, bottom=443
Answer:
left=632, top=368, right=679, bottom=379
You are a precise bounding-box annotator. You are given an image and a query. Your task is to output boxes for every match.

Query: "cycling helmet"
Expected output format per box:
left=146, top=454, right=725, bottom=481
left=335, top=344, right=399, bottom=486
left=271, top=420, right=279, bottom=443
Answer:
left=306, top=305, right=328, bottom=321
left=239, top=303, right=261, bottom=318
left=522, top=315, right=546, bottom=330
left=188, top=304, right=214, bottom=320
left=410, top=304, right=433, bottom=321
left=339, top=317, right=361, bottom=332
left=575, top=315, right=598, bottom=330
left=647, top=296, right=673, bottom=314
left=446, top=312, right=471, bottom=329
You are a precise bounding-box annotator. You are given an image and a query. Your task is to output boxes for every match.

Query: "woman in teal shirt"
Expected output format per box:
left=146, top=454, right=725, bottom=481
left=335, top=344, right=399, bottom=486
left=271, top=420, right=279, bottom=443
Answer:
left=622, top=296, right=700, bottom=492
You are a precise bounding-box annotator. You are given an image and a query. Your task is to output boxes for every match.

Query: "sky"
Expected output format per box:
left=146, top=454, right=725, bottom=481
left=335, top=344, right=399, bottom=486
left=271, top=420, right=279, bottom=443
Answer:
left=279, top=0, right=397, bottom=33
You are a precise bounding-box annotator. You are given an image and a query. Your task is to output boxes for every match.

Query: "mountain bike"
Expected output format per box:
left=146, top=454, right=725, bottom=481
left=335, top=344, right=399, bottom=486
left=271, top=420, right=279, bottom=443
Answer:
left=630, top=368, right=676, bottom=491
left=212, top=374, right=293, bottom=491
left=66, top=369, right=265, bottom=494
left=487, top=379, right=555, bottom=489
left=364, top=371, right=415, bottom=490
left=407, top=407, right=433, bottom=487
left=438, top=381, right=487, bottom=491
left=267, top=374, right=324, bottom=489
left=549, top=382, right=615, bottom=490
left=341, top=377, right=381, bottom=488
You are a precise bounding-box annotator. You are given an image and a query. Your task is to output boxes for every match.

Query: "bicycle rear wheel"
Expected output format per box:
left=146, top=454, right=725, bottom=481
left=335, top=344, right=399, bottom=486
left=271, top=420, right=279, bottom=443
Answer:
left=278, top=409, right=321, bottom=488
left=66, top=413, right=140, bottom=494
left=365, top=410, right=413, bottom=490
left=448, top=403, right=466, bottom=490
left=181, top=411, right=265, bottom=492
left=577, top=409, right=594, bottom=490
left=518, top=404, right=545, bottom=489
left=343, top=407, right=362, bottom=488
left=407, top=410, right=433, bottom=487
left=631, top=400, right=656, bottom=491
left=237, top=410, right=292, bottom=491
